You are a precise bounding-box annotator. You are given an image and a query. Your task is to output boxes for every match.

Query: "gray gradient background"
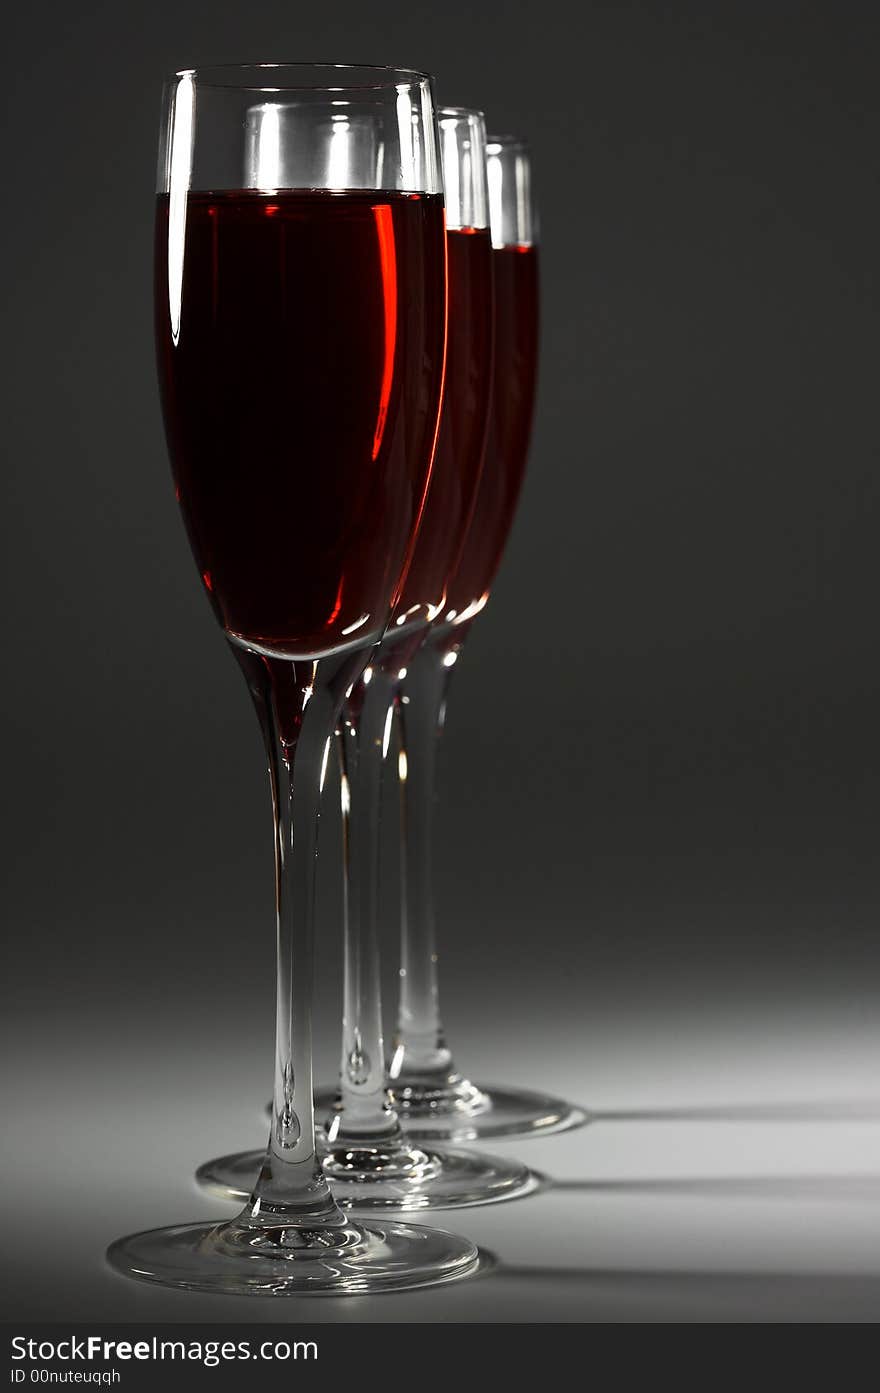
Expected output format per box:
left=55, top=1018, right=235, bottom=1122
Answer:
left=3, top=0, right=880, bottom=1323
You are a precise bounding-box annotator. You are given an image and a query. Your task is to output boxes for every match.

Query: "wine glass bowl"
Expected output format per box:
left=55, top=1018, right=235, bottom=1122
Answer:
left=156, top=68, right=447, bottom=662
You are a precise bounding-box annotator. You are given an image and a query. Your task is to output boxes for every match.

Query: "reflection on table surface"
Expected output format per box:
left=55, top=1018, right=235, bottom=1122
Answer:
left=6, top=998, right=880, bottom=1323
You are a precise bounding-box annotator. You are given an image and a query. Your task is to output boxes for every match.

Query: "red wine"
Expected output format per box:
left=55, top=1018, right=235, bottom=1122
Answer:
left=393, top=227, right=493, bottom=629
left=155, top=189, right=446, bottom=657
left=443, top=245, right=539, bottom=624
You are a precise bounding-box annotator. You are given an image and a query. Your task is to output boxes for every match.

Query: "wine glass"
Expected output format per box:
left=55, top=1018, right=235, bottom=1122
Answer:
left=107, top=63, right=480, bottom=1295
left=386, top=136, right=589, bottom=1140
left=196, top=109, right=541, bottom=1208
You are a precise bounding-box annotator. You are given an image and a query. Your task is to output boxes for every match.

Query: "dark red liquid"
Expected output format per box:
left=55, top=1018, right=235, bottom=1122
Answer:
left=155, top=190, right=446, bottom=657
left=393, top=227, right=493, bottom=628
left=443, top=245, right=539, bottom=623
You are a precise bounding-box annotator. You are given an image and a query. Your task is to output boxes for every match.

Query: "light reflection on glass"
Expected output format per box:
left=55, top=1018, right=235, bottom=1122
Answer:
left=450, top=594, right=489, bottom=626
left=327, top=113, right=351, bottom=187
left=441, top=118, right=462, bottom=229
left=167, top=72, right=195, bottom=346
left=252, top=103, right=281, bottom=190
left=487, top=145, right=504, bottom=252
left=319, top=736, right=332, bottom=792
left=340, top=613, right=370, bottom=636
left=381, top=704, right=394, bottom=759
left=395, top=88, right=414, bottom=188
left=370, top=203, right=398, bottom=461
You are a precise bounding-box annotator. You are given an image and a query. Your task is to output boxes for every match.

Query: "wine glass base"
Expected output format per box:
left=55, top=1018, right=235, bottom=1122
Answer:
left=196, top=1144, right=543, bottom=1210
left=107, top=1215, right=481, bottom=1296
left=312, top=1082, right=588, bottom=1142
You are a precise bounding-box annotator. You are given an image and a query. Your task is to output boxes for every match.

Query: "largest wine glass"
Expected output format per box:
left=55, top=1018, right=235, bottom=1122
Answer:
left=107, top=63, right=479, bottom=1295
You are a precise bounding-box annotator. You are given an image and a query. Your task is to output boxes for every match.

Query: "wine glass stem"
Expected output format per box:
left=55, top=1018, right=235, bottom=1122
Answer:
left=332, top=668, right=402, bottom=1142
left=232, top=646, right=363, bottom=1223
left=391, top=636, right=457, bottom=1083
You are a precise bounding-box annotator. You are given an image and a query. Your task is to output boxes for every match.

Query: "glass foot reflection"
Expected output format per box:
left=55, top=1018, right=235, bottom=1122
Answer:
left=312, top=1081, right=588, bottom=1142
left=107, top=1214, right=480, bottom=1296
left=197, top=1142, right=542, bottom=1210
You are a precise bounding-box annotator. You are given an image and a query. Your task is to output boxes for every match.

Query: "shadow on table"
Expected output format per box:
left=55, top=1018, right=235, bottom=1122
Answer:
left=546, top=1173, right=880, bottom=1200
left=588, top=1099, right=880, bottom=1123
left=468, top=1248, right=880, bottom=1319
left=488, top=1263, right=880, bottom=1287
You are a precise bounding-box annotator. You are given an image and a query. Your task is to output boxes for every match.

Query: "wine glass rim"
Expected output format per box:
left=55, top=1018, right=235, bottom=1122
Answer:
left=487, top=133, right=530, bottom=151
left=168, top=62, right=435, bottom=92
left=439, top=105, right=486, bottom=121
